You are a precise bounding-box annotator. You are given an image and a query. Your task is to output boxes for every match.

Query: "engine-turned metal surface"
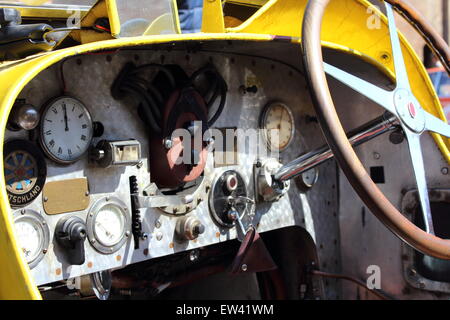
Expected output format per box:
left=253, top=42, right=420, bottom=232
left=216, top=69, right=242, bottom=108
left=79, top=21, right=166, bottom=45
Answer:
left=5, top=41, right=342, bottom=298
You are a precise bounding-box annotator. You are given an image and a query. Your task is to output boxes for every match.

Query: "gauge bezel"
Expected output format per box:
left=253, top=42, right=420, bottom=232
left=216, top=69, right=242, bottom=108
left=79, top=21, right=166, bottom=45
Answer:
left=259, top=102, right=295, bottom=152
left=209, top=170, right=248, bottom=228
left=86, top=196, right=131, bottom=254
left=39, top=96, right=94, bottom=165
left=13, top=209, right=50, bottom=269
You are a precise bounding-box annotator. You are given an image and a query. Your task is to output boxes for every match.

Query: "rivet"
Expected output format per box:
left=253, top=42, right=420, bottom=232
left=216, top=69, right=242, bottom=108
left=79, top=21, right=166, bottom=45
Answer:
left=241, top=264, right=248, bottom=272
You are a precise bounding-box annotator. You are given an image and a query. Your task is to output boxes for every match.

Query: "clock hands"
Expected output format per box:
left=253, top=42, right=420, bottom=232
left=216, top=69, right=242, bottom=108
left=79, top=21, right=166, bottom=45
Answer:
left=63, top=103, right=69, bottom=132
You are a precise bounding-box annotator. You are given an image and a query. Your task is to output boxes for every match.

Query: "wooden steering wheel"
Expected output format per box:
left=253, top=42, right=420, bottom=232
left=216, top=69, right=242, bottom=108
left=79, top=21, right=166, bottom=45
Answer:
left=302, top=0, right=450, bottom=259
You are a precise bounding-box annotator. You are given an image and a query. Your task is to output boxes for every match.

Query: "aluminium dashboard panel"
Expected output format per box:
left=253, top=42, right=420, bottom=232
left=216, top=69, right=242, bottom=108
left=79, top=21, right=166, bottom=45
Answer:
left=4, top=44, right=340, bottom=296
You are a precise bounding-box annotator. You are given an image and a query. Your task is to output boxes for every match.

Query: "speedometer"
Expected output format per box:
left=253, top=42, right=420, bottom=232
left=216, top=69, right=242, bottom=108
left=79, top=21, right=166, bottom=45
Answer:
left=260, top=102, right=295, bottom=152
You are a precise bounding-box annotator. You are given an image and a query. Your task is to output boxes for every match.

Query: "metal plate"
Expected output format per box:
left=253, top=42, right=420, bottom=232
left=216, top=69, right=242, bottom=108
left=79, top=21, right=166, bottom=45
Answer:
left=43, top=178, right=90, bottom=215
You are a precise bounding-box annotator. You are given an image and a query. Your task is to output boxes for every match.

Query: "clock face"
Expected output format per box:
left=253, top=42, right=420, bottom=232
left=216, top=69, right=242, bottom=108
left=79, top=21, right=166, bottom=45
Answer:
left=40, top=97, right=93, bottom=164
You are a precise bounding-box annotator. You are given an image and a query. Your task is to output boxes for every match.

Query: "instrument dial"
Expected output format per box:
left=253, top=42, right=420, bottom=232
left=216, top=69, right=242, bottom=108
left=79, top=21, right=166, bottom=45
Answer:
left=40, top=96, right=93, bottom=164
left=87, top=197, right=131, bottom=254
left=260, top=102, right=295, bottom=152
left=94, top=204, right=126, bottom=247
left=13, top=209, right=50, bottom=269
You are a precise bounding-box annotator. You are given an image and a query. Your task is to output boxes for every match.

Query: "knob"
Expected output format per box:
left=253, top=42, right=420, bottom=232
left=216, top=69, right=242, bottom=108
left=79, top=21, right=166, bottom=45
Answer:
left=55, top=216, right=87, bottom=265
left=175, top=216, right=205, bottom=241
left=225, top=174, right=238, bottom=192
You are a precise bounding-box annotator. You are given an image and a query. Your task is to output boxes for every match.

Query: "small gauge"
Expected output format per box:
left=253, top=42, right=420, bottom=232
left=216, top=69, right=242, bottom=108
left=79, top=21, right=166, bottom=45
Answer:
left=40, top=96, right=93, bottom=164
left=260, top=102, right=295, bottom=152
left=296, top=167, right=319, bottom=192
left=87, top=197, right=131, bottom=254
left=4, top=140, right=47, bottom=207
left=13, top=209, right=50, bottom=269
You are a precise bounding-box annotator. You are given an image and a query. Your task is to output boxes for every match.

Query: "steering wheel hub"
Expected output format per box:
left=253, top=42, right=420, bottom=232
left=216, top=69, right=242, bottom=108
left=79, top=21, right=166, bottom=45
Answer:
left=394, top=89, right=425, bottom=133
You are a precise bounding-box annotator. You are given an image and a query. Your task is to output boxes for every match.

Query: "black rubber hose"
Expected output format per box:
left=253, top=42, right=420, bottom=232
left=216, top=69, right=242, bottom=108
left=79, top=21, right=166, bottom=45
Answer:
left=130, top=64, right=177, bottom=89
left=124, top=80, right=162, bottom=123
left=121, top=85, right=162, bottom=134
left=189, top=66, right=228, bottom=127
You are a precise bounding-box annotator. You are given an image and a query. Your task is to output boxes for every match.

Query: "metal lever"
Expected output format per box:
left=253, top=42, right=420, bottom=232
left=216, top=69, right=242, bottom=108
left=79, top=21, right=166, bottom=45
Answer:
left=274, top=113, right=400, bottom=182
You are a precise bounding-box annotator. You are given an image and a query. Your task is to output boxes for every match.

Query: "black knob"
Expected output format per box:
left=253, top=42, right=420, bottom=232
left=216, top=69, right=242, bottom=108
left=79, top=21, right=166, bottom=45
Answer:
left=193, top=223, right=205, bottom=236
left=0, top=8, right=21, bottom=27
left=55, top=216, right=87, bottom=265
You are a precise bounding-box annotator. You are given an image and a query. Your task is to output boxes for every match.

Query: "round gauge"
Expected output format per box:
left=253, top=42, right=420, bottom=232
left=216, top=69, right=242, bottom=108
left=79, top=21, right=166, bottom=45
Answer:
left=87, top=197, right=131, bottom=254
left=4, top=140, right=47, bottom=207
left=94, top=204, right=125, bottom=247
left=260, top=102, right=295, bottom=152
left=13, top=209, right=50, bottom=269
left=40, top=96, right=93, bottom=164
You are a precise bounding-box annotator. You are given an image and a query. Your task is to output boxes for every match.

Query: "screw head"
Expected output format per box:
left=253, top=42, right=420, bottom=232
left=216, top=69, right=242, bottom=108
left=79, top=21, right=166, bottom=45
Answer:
left=164, top=139, right=173, bottom=149
left=442, top=167, right=449, bottom=175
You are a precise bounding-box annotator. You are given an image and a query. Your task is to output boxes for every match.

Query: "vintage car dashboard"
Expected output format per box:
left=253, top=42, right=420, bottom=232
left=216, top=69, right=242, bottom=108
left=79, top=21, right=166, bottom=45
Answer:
left=3, top=43, right=339, bottom=295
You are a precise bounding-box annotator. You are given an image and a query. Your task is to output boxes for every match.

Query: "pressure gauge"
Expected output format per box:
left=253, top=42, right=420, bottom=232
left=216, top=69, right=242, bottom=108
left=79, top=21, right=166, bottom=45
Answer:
left=87, top=197, right=131, bottom=254
left=40, top=96, right=93, bottom=164
left=260, top=102, right=295, bottom=152
left=13, top=209, right=50, bottom=269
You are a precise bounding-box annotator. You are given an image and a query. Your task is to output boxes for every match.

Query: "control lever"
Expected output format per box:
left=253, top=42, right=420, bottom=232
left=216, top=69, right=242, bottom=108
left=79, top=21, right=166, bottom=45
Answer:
left=0, top=8, right=55, bottom=61
left=55, top=216, right=87, bottom=265
left=227, top=196, right=254, bottom=237
left=228, top=196, right=277, bottom=274
left=274, top=113, right=399, bottom=182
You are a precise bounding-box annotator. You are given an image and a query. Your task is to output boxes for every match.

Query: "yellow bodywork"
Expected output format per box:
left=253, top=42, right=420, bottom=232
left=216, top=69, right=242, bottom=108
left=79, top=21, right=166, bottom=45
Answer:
left=0, top=0, right=447, bottom=299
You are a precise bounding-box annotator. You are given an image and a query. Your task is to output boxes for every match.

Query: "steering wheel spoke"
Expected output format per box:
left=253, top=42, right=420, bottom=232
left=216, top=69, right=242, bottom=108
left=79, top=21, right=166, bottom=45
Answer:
left=324, top=62, right=396, bottom=114
left=424, top=111, right=450, bottom=137
left=404, top=131, right=434, bottom=234
left=385, top=3, right=411, bottom=91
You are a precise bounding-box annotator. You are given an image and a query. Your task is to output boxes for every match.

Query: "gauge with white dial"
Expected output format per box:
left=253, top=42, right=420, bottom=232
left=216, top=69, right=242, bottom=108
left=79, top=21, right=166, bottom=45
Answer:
left=13, top=209, right=50, bottom=269
left=87, top=197, right=131, bottom=254
left=40, top=96, right=93, bottom=164
left=94, top=204, right=125, bottom=247
left=260, top=102, right=295, bottom=152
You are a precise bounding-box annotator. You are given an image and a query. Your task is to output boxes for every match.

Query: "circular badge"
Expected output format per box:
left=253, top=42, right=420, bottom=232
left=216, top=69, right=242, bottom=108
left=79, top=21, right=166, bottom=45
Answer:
left=4, top=140, right=47, bottom=207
